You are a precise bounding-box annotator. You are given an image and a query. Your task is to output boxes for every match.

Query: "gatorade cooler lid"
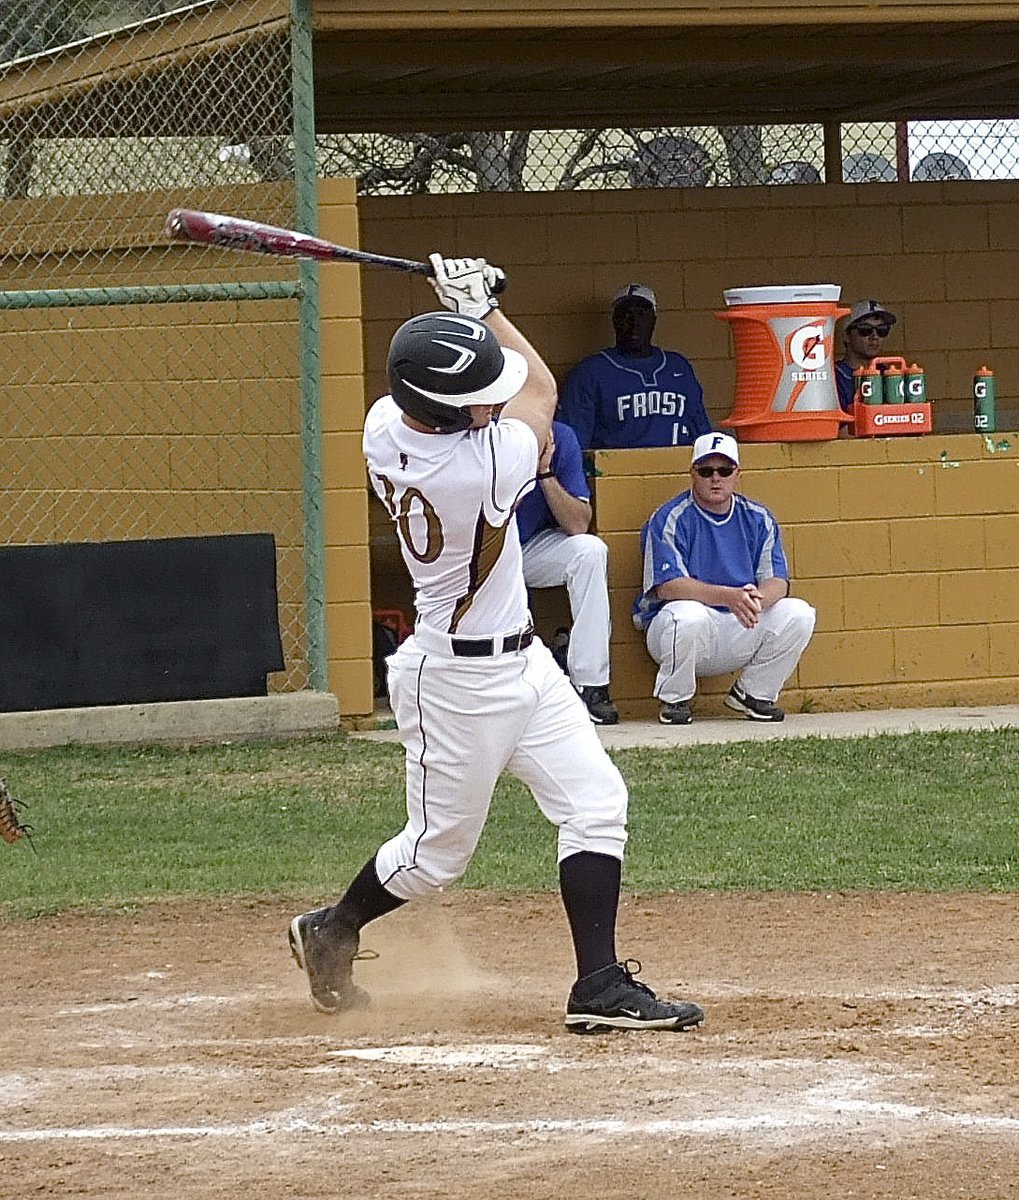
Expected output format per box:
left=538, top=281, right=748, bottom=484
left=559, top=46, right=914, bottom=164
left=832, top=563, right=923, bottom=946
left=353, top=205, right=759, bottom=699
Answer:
left=723, top=284, right=842, bottom=306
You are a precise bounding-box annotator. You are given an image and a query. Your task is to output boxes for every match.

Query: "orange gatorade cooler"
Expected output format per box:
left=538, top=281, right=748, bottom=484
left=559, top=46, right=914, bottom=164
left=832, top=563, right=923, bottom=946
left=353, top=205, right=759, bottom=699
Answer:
left=715, top=284, right=851, bottom=442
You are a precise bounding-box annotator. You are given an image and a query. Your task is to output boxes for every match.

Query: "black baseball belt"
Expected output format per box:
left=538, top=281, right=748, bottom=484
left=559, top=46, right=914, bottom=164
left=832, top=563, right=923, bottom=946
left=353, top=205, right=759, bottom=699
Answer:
left=450, top=627, right=534, bottom=657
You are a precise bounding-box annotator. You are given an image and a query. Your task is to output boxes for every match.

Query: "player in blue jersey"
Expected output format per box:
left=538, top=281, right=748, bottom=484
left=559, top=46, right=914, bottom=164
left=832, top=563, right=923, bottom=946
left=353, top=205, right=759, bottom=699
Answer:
left=558, top=284, right=713, bottom=450
left=516, top=418, right=617, bottom=724
left=633, top=433, right=816, bottom=725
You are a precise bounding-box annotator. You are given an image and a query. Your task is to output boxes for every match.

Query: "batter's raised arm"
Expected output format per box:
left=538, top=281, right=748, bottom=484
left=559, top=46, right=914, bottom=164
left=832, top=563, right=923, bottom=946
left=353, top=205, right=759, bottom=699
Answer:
left=485, top=309, right=556, bottom=447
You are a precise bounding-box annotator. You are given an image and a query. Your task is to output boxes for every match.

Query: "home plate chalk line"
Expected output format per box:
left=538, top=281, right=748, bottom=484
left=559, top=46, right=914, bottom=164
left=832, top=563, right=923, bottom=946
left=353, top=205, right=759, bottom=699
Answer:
left=3, top=1045, right=1019, bottom=1145
left=4, top=1107, right=1019, bottom=1144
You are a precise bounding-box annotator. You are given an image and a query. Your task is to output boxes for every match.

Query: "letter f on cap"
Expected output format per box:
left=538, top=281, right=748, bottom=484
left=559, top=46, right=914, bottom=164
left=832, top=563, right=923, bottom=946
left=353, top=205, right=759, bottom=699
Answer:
left=691, top=432, right=740, bottom=465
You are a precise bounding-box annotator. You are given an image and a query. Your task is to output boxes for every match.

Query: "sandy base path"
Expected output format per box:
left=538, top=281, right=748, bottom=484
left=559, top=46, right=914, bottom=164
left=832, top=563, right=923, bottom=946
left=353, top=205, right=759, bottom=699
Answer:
left=2, top=890, right=1017, bottom=1199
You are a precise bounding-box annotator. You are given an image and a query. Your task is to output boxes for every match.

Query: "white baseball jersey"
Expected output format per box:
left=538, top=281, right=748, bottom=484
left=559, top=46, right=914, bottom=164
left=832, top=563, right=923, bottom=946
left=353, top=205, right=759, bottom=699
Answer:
left=362, top=394, right=628, bottom=901
left=364, top=396, right=537, bottom=636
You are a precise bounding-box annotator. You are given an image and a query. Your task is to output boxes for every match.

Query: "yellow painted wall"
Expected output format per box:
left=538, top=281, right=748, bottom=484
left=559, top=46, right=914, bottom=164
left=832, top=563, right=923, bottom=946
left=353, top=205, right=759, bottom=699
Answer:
left=594, top=433, right=1019, bottom=719
left=6, top=180, right=1017, bottom=721
left=0, top=184, right=314, bottom=692
left=360, top=184, right=1019, bottom=717
left=360, top=180, right=1019, bottom=434
left=1, top=180, right=373, bottom=715
left=318, top=178, right=375, bottom=714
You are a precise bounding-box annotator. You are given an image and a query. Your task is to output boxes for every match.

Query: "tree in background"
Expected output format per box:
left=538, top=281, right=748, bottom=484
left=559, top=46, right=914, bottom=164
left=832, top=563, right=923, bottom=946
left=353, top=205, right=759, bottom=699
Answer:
left=322, top=128, right=745, bottom=194
left=720, top=126, right=767, bottom=186
left=1, top=1, right=175, bottom=62
left=320, top=132, right=533, bottom=193
left=1, top=1, right=179, bottom=198
left=1, top=0, right=85, bottom=62
left=321, top=126, right=770, bottom=194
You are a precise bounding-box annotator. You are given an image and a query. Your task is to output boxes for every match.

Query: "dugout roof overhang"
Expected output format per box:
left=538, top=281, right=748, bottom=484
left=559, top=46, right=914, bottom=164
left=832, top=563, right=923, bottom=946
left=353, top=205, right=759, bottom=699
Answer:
left=4, top=1, right=1019, bottom=138
left=311, top=2, right=1019, bottom=132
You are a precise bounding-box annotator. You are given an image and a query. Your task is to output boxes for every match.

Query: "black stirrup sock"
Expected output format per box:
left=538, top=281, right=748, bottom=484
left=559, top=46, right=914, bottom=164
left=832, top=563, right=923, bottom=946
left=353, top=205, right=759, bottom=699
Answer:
left=329, top=856, right=405, bottom=932
left=559, top=851, right=621, bottom=980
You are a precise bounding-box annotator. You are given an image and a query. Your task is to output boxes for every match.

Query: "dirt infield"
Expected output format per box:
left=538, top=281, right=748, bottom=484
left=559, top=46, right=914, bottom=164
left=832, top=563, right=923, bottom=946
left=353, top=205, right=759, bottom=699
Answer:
left=2, top=891, right=1017, bottom=1200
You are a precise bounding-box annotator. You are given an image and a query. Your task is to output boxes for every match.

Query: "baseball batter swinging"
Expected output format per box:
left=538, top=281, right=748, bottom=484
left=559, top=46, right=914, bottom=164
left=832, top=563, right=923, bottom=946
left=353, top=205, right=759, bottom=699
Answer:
left=288, top=255, right=704, bottom=1033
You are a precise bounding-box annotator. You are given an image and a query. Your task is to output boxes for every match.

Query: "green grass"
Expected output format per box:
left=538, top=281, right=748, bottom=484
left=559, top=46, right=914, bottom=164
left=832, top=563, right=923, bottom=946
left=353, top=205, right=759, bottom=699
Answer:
left=1, top=728, right=1017, bottom=918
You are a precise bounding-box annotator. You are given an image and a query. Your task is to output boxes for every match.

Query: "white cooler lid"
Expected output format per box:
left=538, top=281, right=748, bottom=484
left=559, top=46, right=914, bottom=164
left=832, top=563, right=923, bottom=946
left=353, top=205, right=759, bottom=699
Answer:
left=724, top=284, right=842, bottom=306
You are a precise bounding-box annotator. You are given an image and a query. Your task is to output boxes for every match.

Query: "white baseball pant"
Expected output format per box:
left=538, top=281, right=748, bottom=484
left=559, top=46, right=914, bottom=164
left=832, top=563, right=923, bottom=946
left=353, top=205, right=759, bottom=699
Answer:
left=520, top=529, right=611, bottom=688
left=375, top=630, right=628, bottom=901
left=645, top=597, right=816, bottom=704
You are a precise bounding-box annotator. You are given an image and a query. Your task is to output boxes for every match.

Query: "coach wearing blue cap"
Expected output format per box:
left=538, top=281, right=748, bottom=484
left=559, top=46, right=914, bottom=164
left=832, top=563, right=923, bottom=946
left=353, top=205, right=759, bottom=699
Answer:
left=633, top=433, right=816, bottom=725
left=557, top=285, right=713, bottom=450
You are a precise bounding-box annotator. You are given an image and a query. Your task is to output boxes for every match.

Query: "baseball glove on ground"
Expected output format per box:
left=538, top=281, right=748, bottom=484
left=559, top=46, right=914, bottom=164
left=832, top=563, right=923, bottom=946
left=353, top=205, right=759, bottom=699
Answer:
left=0, top=777, right=32, bottom=846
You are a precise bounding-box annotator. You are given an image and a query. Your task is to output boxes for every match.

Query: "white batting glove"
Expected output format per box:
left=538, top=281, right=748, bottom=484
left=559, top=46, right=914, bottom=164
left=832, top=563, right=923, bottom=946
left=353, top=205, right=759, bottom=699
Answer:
left=482, top=263, right=506, bottom=295
left=428, top=253, right=501, bottom=319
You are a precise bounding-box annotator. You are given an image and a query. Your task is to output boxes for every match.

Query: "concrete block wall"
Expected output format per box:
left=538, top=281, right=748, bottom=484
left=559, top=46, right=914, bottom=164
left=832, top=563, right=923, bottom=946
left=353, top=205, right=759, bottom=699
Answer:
left=594, top=433, right=1019, bottom=719
left=358, top=183, right=1019, bottom=716
left=0, top=180, right=374, bottom=715
left=0, top=185, right=305, bottom=550
left=317, top=179, right=375, bottom=715
left=360, top=181, right=1019, bottom=437
left=0, top=184, right=314, bottom=689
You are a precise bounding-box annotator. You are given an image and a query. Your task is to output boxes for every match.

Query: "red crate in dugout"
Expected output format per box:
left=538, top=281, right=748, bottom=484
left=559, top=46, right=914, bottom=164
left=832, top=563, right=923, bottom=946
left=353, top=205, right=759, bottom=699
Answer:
left=853, top=401, right=933, bottom=437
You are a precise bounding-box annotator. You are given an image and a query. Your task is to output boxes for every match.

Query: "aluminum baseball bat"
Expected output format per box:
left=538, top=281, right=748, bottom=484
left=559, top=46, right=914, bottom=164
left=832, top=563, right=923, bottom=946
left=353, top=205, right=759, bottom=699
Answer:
left=163, top=208, right=507, bottom=291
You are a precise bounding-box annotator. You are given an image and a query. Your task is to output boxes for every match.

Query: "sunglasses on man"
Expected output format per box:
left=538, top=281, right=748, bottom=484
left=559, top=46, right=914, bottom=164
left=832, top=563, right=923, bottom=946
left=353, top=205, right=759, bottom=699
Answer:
left=694, top=464, right=737, bottom=478
left=851, top=323, right=890, bottom=338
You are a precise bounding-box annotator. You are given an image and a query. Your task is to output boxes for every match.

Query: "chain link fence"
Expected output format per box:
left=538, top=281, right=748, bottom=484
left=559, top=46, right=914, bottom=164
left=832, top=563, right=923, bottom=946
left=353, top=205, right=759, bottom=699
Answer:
left=0, top=0, right=314, bottom=691
left=3, top=0, right=1017, bottom=704
left=318, top=122, right=1019, bottom=193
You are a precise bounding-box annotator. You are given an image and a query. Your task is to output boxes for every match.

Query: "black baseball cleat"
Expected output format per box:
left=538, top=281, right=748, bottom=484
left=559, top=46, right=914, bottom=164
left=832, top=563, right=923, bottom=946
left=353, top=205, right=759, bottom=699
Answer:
left=578, top=685, right=619, bottom=725
left=288, top=907, right=370, bottom=1014
left=659, top=700, right=693, bottom=725
left=565, top=960, right=705, bottom=1033
left=725, top=682, right=785, bottom=722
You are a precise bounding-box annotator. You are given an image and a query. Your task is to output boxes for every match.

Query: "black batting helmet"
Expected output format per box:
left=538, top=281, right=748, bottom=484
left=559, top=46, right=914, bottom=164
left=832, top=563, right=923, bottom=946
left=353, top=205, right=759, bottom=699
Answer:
left=386, top=312, right=528, bottom=433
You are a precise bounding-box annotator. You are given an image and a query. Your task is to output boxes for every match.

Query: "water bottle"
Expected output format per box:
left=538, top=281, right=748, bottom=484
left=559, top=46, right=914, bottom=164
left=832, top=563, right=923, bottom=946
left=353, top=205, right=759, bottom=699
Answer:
left=859, top=365, right=882, bottom=405
left=882, top=363, right=905, bottom=405
left=973, top=367, right=996, bottom=432
left=905, top=364, right=927, bottom=405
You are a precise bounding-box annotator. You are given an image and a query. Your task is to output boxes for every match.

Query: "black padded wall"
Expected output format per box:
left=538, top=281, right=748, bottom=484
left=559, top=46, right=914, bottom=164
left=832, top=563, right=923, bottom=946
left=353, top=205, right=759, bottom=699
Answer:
left=0, top=534, right=285, bottom=712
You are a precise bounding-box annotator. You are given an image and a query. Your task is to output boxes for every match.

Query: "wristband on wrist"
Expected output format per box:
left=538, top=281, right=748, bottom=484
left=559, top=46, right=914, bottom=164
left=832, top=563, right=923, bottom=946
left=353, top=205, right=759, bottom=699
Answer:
left=536, top=470, right=555, bottom=480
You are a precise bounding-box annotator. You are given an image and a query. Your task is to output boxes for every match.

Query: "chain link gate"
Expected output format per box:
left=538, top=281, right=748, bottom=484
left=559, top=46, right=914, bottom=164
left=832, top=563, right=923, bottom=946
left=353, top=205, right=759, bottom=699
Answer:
left=0, top=0, right=318, bottom=695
